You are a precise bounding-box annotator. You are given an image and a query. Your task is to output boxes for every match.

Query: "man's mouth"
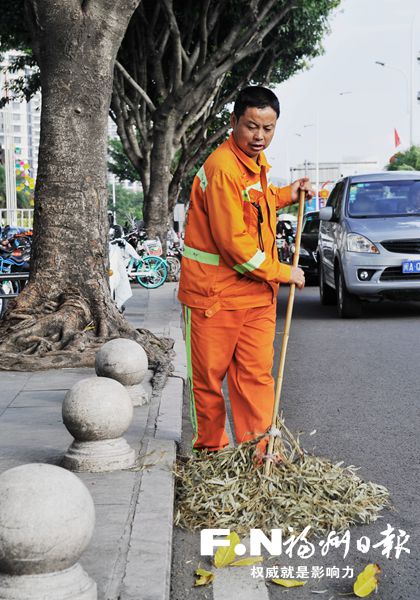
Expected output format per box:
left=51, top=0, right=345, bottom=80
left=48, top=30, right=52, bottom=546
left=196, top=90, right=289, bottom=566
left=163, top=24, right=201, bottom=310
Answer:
left=250, top=143, right=264, bottom=151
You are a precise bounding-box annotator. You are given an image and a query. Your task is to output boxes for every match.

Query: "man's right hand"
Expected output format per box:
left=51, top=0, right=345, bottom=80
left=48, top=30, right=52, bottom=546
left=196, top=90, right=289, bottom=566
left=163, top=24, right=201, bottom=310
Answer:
left=288, top=266, right=305, bottom=289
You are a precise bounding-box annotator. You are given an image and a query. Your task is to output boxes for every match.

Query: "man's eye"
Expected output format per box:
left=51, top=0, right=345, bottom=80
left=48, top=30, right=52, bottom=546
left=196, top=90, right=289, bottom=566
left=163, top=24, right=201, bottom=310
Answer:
left=264, top=127, right=273, bottom=132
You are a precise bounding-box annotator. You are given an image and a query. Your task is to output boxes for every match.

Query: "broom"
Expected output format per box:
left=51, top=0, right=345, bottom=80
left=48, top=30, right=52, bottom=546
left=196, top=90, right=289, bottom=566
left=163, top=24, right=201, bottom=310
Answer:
left=264, top=187, right=306, bottom=476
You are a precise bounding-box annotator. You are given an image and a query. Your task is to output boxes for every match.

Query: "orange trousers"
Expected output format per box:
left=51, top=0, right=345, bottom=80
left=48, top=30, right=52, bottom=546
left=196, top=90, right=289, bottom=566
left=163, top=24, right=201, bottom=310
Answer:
left=183, top=303, right=276, bottom=451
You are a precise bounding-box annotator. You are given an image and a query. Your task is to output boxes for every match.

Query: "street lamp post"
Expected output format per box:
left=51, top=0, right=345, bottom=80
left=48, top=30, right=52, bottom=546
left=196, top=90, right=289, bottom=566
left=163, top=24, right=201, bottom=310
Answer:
left=375, top=10, right=419, bottom=148
left=375, top=60, right=412, bottom=147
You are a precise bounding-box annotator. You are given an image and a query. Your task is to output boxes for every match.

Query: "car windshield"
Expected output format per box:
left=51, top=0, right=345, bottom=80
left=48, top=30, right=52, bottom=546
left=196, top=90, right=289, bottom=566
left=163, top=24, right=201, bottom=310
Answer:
left=347, top=180, right=420, bottom=218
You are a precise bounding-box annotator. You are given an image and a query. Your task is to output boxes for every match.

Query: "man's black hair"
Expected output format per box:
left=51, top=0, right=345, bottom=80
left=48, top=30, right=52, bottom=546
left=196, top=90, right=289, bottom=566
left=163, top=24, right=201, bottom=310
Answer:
left=233, top=86, right=280, bottom=119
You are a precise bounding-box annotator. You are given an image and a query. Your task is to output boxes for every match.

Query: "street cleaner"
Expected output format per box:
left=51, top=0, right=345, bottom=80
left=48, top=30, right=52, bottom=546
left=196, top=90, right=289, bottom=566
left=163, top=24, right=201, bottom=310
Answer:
left=178, top=86, right=313, bottom=458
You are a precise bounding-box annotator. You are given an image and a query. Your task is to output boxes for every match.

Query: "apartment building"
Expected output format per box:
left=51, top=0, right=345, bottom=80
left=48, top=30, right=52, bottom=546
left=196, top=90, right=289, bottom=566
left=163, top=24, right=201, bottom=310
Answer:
left=0, top=56, right=41, bottom=179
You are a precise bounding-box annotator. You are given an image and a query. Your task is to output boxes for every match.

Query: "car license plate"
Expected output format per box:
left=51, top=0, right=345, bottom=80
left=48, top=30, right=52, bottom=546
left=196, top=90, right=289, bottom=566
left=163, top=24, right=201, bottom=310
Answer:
left=402, top=260, right=420, bottom=273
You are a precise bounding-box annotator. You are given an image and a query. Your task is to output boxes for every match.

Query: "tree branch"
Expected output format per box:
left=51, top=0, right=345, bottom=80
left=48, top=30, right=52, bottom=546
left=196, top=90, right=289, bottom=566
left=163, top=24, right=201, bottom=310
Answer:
left=196, top=0, right=211, bottom=68
left=115, top=60, right=156, bottom=112
left=160, top=0, right=188, bottom=89
left=191, top=0, right=295, bottom=88
left=138, top=3, right=167, bottom=99
left=111, top=91, right=146, bottom=180
left=175, top=76, right=226, bottom=141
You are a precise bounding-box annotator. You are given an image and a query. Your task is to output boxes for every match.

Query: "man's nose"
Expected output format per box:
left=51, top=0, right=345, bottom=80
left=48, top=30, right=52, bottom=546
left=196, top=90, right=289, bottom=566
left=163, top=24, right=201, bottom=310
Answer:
left=253, top=129, right=263, bottom=140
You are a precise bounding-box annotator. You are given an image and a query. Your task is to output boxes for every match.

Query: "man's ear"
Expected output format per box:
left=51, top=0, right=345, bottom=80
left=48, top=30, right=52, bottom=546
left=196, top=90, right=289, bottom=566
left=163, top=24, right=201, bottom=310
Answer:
left=230, top=112, right=237, bottom=128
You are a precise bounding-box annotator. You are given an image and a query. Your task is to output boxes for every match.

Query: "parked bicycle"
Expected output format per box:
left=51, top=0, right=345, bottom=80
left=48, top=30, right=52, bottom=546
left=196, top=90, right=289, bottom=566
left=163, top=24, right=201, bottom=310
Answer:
left=109, top=227, right=168, bottom=290
left=126, top=254, right=168, bottom=289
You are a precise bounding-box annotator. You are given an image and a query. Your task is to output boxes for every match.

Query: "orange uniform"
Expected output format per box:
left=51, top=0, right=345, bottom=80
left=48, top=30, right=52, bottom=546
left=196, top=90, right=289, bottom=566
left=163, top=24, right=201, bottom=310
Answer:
left=178, top=134, right=293, bottom=451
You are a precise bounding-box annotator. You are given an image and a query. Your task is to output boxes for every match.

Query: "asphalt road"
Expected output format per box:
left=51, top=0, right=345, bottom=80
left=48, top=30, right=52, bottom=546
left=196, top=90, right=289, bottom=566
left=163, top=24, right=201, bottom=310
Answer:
left=171, top=286, right=419, bottom=600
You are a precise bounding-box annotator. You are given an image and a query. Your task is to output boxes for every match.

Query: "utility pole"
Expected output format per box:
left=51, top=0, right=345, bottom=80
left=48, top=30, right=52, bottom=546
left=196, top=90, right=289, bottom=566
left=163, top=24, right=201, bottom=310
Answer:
left=112, top=174, right=117, bottom=224
left=1, top=66, right=18, bottom=226
left=3, top=97, right=17, bottom=226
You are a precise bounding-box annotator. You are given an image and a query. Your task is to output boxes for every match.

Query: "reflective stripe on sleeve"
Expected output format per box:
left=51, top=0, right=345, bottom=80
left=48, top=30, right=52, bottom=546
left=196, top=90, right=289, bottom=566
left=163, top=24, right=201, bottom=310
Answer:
left=196, top=166, right=208, bottom=191
left=183, top=244, right=220, bottom=266
left=234, top=249, right=266, bottom=274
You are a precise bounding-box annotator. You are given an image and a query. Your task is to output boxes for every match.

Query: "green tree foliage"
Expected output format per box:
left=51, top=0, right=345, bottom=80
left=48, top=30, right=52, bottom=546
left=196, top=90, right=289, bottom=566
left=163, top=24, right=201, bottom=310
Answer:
left=0, top=0, right=39, bottom=107
left=385, top=146, right=420, bottom=171
left=108, top=138, right=141, bottom=183
left=0, top=164, right=33, bottom=209
left=107, top=182, right=143, bottom=224
left=0, top=1, right=29, bottom=49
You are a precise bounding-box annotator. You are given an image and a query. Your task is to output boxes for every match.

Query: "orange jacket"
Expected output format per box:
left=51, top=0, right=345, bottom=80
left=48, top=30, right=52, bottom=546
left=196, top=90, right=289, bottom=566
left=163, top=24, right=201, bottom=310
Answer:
left=178, top=134, right=294, bottom=314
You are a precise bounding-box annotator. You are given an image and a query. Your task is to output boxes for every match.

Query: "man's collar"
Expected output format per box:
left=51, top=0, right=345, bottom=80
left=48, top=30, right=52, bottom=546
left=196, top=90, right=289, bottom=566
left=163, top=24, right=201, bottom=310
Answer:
left=227, top=134, right=270, bottom=174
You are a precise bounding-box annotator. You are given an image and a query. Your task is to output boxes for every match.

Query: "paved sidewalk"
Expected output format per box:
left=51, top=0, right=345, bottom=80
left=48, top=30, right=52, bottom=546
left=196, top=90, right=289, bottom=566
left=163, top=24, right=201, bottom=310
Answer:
left=0, top=283, right=186, bottom=600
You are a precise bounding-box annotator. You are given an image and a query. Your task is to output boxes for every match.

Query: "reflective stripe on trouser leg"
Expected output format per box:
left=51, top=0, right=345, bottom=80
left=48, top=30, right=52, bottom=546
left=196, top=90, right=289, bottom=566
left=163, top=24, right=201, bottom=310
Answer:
left=184, top=306, right=199, bottom=449
left=227, top=303, right=277, bottom=445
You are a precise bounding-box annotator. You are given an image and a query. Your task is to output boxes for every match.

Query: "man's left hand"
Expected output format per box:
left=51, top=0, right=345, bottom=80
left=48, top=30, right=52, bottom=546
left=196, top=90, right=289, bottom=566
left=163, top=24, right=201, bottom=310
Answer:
left=290, top=177, right=314, bottom=203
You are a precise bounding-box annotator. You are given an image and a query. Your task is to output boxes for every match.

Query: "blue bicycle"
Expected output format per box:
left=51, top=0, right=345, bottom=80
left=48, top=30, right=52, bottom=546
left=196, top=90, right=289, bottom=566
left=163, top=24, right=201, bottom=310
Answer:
left=0, top=254, right=29, bottom=316
left=126, top=255, right=168, bottom=289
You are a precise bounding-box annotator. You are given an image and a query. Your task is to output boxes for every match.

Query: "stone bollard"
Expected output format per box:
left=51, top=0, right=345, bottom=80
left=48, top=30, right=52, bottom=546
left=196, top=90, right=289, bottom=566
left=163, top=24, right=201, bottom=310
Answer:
left=95, top=338, right=150, bottom=407
left=0, top=463, right=96, bottom=600
left=62, top=377, right=136, bottom=473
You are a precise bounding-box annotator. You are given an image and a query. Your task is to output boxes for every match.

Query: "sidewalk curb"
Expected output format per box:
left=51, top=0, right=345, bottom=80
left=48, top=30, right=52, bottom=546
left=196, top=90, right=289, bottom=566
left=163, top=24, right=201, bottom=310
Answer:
left=121, top=323, right=186, bottom=600
left=121, top=438, right=176, bottom=600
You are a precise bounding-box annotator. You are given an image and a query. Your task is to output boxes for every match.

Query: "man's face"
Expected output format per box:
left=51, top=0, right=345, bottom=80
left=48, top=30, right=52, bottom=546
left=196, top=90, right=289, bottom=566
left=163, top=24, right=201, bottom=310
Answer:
left=230, top=106, right=277, bottom=161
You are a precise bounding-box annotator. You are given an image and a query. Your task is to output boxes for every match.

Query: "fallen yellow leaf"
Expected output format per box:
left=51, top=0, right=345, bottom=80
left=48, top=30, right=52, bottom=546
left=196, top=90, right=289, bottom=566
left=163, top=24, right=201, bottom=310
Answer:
left=353, top=564, right=381, bottom=597
left=271, top=579, right=306, bottom=588
left=230, top=556, right=263, bottom=567
left=194, top=568, right=214, bottom=586
left=214, top=531, right=241, bottom=568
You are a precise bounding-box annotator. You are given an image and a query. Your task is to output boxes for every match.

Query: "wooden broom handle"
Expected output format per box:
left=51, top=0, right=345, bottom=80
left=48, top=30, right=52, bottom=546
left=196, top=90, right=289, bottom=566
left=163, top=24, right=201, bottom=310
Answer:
left=264, top=188, right=306, bottom=476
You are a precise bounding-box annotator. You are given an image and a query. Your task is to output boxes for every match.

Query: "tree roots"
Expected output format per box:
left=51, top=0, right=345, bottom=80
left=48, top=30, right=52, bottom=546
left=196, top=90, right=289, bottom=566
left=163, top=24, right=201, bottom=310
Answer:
left=0, top=291, right=174, bottom=375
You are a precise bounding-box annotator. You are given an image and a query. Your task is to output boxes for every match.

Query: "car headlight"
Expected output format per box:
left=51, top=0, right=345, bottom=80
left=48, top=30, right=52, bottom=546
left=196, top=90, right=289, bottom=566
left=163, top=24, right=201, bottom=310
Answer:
left=347, top=233, right=380, bottom=253
left=299, top=247, right=310, bottom=256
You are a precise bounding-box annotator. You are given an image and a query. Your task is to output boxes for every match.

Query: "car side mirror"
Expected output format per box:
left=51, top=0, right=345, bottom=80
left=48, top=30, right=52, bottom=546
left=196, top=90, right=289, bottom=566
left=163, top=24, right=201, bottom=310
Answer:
left=319, top=207, right=335, bottom=221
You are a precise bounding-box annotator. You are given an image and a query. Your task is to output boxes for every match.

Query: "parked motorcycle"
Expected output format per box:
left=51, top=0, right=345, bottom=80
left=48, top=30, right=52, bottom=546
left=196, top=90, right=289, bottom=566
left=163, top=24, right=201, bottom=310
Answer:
left=166, top=228, right=182, bottom=281
left=276, top=220, right=295, bottom=264
left=0, top=245, right=30, bottom=316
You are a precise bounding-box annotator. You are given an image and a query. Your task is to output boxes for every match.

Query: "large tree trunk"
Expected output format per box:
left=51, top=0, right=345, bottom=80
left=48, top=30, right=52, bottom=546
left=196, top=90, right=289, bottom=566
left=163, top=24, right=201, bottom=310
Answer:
left=142, top=116, right=176, bottom=245
left=0, top=0, right=172, bottom=373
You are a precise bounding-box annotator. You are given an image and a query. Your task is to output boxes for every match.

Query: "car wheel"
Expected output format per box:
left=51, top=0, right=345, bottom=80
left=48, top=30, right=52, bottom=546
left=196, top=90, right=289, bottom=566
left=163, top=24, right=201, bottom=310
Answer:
left=319, top=261, right=336, bottom=305
left=336, top=267, right=362, bottom=318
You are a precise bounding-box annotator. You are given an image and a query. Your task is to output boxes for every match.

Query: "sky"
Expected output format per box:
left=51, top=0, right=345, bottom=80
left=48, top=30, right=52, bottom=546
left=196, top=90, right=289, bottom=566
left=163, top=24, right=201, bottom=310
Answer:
left=268, top=0, right=420, bottom=183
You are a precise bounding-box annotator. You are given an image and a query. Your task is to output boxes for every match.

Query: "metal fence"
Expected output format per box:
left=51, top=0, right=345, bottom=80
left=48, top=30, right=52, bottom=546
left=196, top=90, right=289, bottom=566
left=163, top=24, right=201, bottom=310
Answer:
left=0, top=209, right=34, bottom=229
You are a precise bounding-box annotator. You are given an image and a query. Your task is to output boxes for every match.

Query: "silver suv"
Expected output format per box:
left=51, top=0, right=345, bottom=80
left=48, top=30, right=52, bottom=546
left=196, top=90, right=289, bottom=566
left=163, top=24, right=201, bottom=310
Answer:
left=318, top=171, right=420, bottom=317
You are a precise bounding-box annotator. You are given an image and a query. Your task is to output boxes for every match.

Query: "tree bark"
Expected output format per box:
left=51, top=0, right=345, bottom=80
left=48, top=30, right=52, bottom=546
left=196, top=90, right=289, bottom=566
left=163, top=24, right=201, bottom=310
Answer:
left=0, top=0, right=173, bottom=375
left=142, top=115, right=176, bottom=244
